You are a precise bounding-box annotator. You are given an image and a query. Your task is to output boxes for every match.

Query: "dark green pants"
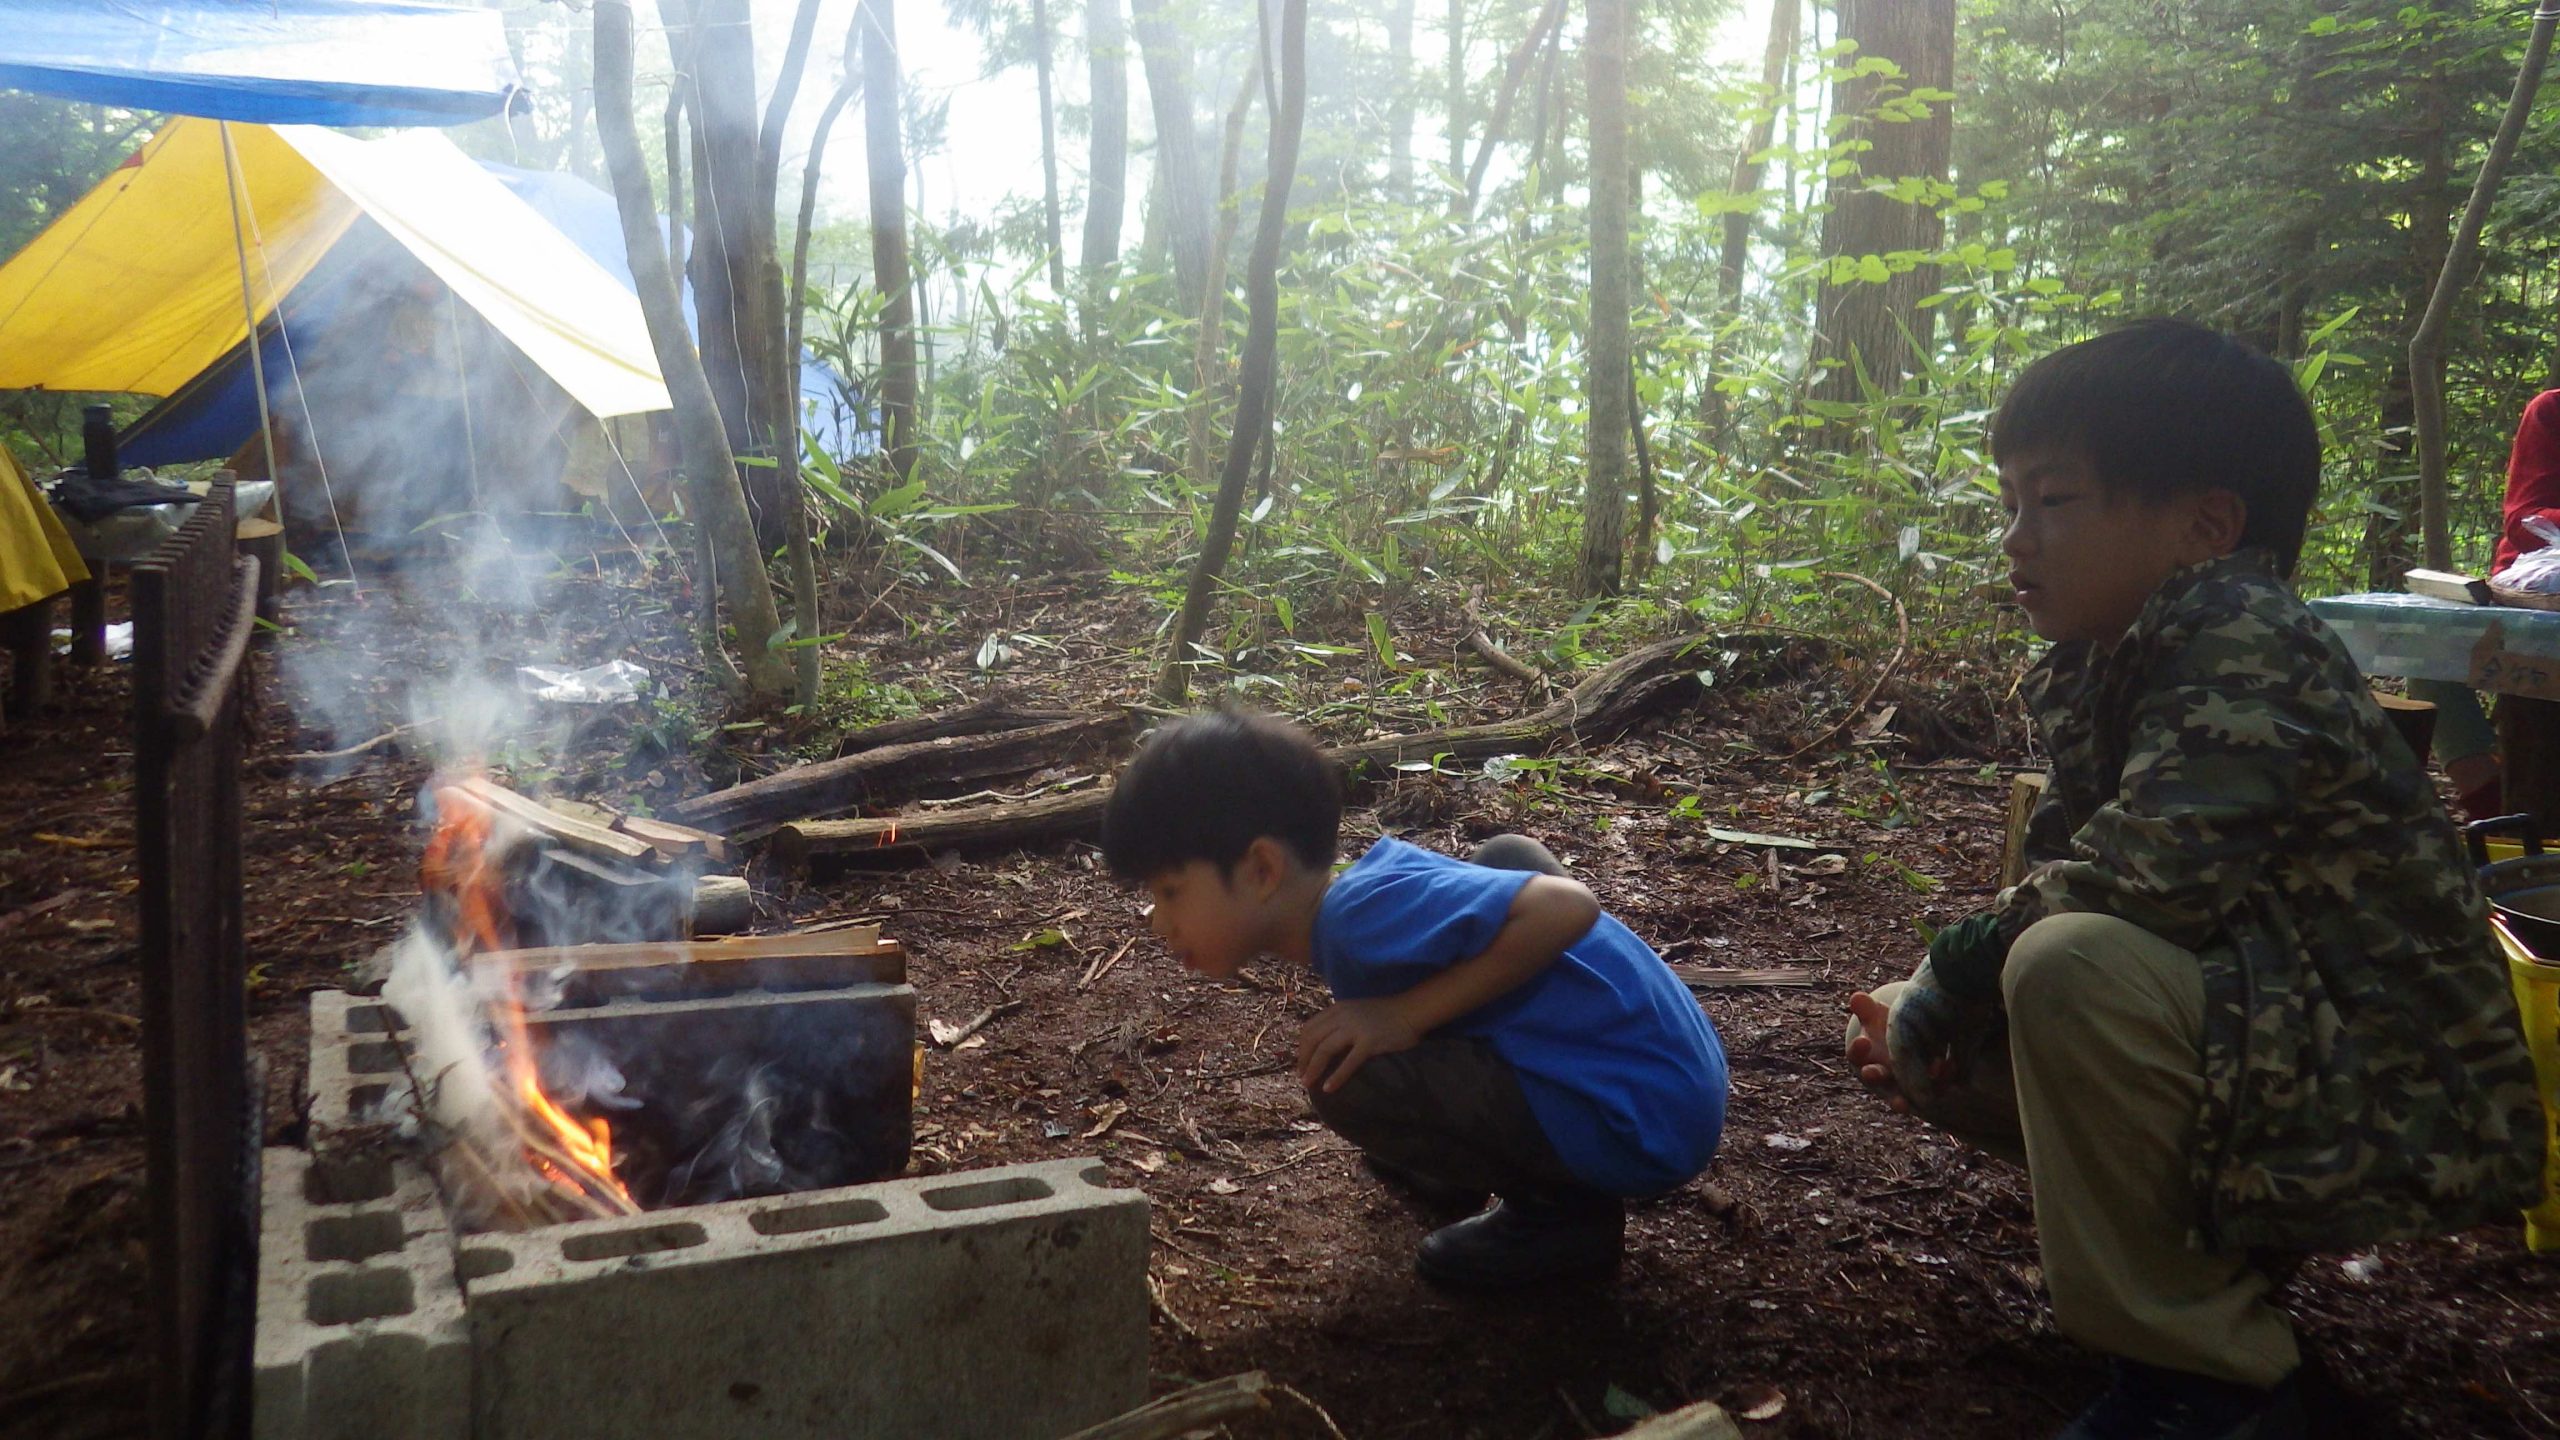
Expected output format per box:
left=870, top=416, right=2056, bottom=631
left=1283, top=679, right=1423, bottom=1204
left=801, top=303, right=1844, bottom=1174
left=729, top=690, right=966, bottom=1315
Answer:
left=1305, top=835, right=1592, bottom=1202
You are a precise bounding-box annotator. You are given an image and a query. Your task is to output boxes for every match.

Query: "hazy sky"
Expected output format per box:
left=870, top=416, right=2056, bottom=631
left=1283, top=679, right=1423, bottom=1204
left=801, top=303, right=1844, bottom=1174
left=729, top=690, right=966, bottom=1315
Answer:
left=499, top=1, right=1770, bottom=252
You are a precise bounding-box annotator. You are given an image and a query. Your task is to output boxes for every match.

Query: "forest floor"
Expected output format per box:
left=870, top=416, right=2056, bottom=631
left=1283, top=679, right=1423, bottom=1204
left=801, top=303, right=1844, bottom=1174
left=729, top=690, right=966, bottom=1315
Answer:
left=1, top=534, right=2553, bottom=1440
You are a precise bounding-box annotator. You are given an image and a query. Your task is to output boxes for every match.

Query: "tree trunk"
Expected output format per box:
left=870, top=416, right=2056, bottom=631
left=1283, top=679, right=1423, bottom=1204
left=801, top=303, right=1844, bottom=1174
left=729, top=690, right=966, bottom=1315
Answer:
left=1156, top=0, right=1309, bottom=704
left=863, top=0, right=921, bottom=486
left=1456, top=0, right=1569, bottom=221
left=1034, top=0, right=1069, bottom=296
left=1576, top=0, right=1632, bottom=600
left=1127, top=0, right=1212, bottom=309
left=1705, top=0, right=1797, bottom=441
left=1189, top=61, right=1263, bottom=490
left=754, top=0, right=827, bottom=706
left=2410, top=4, right=2560, bottom=571
left=1083, top=0, right=1130, bottom=295
left=2366, top=68, right=2454, bottom=588
left=1445, top=0, right=1466, bottom=179
left=594, top=0, right=788, bottom=699
left=1809, top=0, right=1955, bottom=415
left=1388, top=0, right=1416, bottom=201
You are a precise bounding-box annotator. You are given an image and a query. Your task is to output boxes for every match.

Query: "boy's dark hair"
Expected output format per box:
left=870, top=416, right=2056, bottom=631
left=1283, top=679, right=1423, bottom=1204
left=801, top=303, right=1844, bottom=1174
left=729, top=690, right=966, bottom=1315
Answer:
left=1990, top=318, right=2322, bottom=575
left=1101, top=710, right=1341, bottom=880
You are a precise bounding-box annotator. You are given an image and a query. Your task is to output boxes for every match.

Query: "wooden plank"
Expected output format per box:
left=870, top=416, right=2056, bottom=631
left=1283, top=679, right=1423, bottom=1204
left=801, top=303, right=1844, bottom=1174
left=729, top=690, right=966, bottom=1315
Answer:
left=615, top=813, right=732, bottom=867
left=2000, top=771, right=2050, bottom=889
left=456, top=776, right=659, bottom=866
left=470, top=930, right=906, bottom=1005
left=1672, top=965, right=1816, bottom=989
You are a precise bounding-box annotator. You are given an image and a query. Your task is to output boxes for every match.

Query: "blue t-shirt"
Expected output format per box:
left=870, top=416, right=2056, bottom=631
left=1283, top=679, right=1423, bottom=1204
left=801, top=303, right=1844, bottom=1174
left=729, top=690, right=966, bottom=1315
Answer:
left=1311, top=838, right=1728, bottom=1196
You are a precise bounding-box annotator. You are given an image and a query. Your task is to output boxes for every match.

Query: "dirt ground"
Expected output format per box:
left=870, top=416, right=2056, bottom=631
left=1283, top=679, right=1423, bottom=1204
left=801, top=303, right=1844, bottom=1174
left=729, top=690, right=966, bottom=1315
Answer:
left=2, top=539, right=2554, bottom=1440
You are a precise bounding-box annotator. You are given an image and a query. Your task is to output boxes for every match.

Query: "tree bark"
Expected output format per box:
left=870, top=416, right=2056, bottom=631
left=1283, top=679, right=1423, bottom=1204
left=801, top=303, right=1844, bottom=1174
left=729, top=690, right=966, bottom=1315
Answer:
left=1445, top=0, right=1466, bottom=179
left=1083, top=0, right=1130, bottom=294
left=1576, top=0, right=1632, bottom=599
left=786, top=632, right=1733, bottom=865
left=1127, top=0, right=1213, bottom=309
left=594, top=0, right=787, bottom=698
left=1156, top=0, right=1308, bottom=705
left=673, top=1, right=773, bottom=490
left=863, top=0, right=921, bottom=485
left=1034, top=0, right=1069, bottom=296
left=1705, top=0, right=1797, bottom=441
left=1809, top=0, right=1955, bottom=414
left=759, top=0, right=829, bottom=706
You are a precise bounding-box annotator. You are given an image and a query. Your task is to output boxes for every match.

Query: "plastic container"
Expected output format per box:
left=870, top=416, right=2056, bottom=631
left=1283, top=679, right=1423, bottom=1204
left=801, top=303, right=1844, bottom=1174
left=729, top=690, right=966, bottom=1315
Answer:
left=2488, top=919, right=2560, bottom=1253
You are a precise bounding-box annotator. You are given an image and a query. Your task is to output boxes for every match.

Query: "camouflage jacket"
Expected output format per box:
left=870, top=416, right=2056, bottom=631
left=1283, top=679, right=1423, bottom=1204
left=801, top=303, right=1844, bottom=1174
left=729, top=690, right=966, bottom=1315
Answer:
left=1999, top=548, right=2546, bottom=1251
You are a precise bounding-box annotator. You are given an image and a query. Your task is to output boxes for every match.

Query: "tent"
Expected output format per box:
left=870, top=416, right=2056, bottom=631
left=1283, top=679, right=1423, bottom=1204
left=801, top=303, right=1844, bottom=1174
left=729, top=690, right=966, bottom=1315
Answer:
left=0, top=116, right=674, bottom=537
left=1, top=446, right=86, bottom=613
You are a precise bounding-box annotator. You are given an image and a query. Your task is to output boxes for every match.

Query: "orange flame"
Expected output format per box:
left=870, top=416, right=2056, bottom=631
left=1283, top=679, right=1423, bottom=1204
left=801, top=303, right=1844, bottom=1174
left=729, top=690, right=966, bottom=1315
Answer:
left=876, top=820, right=900, bottom=848
left=425, top=780, right=636, bottom=1210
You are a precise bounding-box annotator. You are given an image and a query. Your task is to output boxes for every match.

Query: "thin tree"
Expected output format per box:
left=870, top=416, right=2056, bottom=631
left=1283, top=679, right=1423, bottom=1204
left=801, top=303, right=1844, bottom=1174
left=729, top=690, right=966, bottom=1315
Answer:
left=1445, top=0, right=1466, bottom=179
left=1705, top=0, right=1797, bottom=441
left=1189, top=58, right=1264, bottom=489
left=1034, top=0, right=1069, bottom=295
left=1808, top=0, right=1955, bottom=415
left=1158, top=0, right=1308, bottom=704
left=863, top=0, right=921, bottom=485
left=1455, top=0, right=1569, bottom=222
left=1576, top=0, right=1632, bottom=598
left=1083, top=0, right=1130, bottom=296
left=594, top=0, right=789, bottom=698
left=1127, top=0, right=1213, bottom=308
left=1388, top=0, right=1416, bottom=201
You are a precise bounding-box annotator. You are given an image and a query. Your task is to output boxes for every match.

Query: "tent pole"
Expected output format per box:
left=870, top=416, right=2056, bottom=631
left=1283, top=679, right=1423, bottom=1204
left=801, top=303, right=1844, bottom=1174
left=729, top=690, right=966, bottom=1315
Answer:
left=217, top=122, right=282, bottom=502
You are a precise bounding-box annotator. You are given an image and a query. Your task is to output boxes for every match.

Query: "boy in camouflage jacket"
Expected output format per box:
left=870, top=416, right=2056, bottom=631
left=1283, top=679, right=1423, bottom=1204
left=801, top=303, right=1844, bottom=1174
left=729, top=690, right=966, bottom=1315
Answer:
left=1844, top=320, right=2547, bottom=1440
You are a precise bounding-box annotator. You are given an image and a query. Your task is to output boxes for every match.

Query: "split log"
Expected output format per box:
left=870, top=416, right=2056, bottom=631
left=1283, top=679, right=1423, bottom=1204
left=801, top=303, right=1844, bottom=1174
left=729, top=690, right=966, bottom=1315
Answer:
left=671, top=712, right=1129, bottom=835
left=456, top=777, right=659, bottom=867
left=1061, top=1372, right=1269, bottom=1440
left=1999, top=771, right=2049, bottom=889
left=618, top=813, right=732, bottom=868
left=829, top=692, right=1096, bottom=759
left=471, top=928, right=906, bottom=1005
left=775, top=634, right=1726, bottom=867
left=1618, top=1399, right=1743, bottom=1440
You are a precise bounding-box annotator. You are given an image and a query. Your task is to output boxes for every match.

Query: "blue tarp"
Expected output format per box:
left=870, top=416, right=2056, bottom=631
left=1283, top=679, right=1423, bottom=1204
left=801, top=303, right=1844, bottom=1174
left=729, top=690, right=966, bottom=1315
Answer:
left=0, top=0, right=517, bottom=127
left=120, top=163, right=867, bottom=467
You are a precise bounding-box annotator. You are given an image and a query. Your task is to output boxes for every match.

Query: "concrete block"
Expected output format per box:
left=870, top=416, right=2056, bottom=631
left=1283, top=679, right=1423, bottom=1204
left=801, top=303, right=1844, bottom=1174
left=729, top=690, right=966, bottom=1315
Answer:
left=253, top=1146, right=469, bottom=1440
left=464, top=1157, right=1150, bottom=1440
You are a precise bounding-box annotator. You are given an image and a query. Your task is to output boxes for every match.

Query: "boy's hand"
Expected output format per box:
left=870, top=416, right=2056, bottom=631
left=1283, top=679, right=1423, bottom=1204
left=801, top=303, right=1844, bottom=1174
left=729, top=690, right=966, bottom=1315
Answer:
left=1844, top=992, right=1910, bottom=1115
left=1297, top=999, right=1423, bottom=1093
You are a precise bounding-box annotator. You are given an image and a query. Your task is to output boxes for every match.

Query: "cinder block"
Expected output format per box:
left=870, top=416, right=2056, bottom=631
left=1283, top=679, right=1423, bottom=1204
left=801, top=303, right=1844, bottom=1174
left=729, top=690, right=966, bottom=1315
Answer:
left=464, top=1157, right=1150, bottom=1440
left=254, top=1147, right=469, bottom=1440
left=307, top=990, right=410, bottom=1135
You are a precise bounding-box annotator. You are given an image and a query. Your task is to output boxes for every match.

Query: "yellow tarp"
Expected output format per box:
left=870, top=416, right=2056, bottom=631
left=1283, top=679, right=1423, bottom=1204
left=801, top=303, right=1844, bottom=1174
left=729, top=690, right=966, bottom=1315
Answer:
left=275, top=126, right=669, bottom=419
left=0, top=118, right=353, bottom=397
left=0, top=117, right=669, bottom=419
left=1, top=447, right=88, bottom=613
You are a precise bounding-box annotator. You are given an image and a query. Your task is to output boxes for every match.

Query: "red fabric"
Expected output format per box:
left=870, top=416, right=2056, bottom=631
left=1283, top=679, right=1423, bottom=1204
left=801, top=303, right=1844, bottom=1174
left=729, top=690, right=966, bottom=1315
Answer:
left=2493, top=389, right=2560, bottom=577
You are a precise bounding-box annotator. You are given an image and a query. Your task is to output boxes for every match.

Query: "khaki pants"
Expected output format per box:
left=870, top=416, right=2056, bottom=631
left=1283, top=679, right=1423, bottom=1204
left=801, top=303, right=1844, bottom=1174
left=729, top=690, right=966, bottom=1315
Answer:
left=1850, top=912, right=2300, bottom=1387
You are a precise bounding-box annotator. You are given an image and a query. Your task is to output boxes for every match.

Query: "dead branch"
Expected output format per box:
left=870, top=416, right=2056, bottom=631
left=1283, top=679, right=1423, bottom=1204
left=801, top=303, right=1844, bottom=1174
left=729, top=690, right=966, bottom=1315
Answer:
left=672, top=713, right=1129, bottom=834
left=1778, top=571, right=1911, bottom=762
left=775, top=633, right=1727, bottom=866
left=1079, top=937, right=1138, bottom=989
left=1463, top=597, right=1545, bottom=686
left=1062, top=1371, right=1269, bottom=1440
left=928, top=1000, right=1023, bottom=1049
left=283, top=718, right=431, bottom=764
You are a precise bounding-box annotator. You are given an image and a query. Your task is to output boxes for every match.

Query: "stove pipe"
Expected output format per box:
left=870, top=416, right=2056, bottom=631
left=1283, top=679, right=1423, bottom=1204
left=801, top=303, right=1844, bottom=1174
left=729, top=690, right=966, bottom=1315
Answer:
left=81, top=403, right=118, bottom=482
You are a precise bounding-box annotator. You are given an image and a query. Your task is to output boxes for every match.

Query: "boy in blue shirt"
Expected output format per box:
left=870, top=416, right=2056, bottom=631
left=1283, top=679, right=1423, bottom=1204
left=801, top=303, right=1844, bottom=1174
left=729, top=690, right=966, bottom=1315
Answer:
left=1100, top=711, right=1728, bottom=1288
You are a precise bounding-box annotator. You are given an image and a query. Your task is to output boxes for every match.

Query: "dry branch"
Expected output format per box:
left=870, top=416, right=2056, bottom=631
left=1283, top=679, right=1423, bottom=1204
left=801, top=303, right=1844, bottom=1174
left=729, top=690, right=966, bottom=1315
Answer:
left=671, top=713, right=1129, bottom=835
left=1778, top=572, right=1911, bottom=762
left=1062, top=1372, right=1269, bottom=1440
left=1463, top=598, right=1544, bottom=686
left=827, top=694, right=1095, bottom=760
left=776, top=634, right=1726, bottom=866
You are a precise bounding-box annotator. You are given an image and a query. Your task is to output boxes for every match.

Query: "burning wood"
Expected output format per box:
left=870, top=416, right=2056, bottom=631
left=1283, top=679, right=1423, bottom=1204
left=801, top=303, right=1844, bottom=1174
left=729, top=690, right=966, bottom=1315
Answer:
left=382, top=772, right=916, bottom=1230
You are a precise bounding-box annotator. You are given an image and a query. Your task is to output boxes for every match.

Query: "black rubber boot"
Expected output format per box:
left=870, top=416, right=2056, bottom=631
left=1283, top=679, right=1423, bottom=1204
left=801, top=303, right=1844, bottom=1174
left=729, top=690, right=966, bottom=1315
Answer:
left=1413, top=1191, right=1625, bottom=1289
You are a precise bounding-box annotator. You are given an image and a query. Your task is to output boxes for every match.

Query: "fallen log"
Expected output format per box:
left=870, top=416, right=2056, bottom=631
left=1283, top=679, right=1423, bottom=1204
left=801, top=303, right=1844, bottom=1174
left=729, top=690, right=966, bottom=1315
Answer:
left=828, top=693, right=1096, bottom=759
left=670, top=712, right=1130, bottom=835
left=774, top=634, right=1728, bottom=867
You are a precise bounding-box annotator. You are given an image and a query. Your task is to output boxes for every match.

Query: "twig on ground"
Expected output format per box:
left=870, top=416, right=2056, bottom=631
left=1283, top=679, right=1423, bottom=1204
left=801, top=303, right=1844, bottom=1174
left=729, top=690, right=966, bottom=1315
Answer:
left=283, top=718, right=433, bottom=764
left=1146, top=1273, right=1201, bottom=1344
left=0, top=893, right=79, bottom=936
left=1462, top=597, right=1546, bottom=687
left=1779, top=571, right=1911, bottom=762
left=1232, top=1142, right=1353, bottom=1184
left=1079, top=937, right=1139, bottom=989
left=1269, top=1381, right=1353, bottom=1440
left=2, top=1006, right=140, bottom=1030
left=928, top=1000, right=1023, bottom=1049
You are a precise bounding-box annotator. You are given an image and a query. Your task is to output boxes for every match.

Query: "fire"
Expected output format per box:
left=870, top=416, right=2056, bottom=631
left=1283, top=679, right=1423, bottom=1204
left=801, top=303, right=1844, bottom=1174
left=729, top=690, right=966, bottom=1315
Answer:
left=877, top=820, right=899, bottom=847
left=425, top=779, right=637, bottom=1212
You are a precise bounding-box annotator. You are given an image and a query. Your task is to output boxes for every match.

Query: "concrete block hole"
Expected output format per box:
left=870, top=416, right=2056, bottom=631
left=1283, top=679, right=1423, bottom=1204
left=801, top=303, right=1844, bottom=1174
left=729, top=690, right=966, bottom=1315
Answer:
left=344, top=1041, right=401, bottom=1075
left=747, top=1196, right=889, bottom=1237
left=456, top=1247, right=513, bottom=1282
left=305, top=1211, right=404, bottom=1263
left=307, top=1268, right=415, bottom=1326
left=560, top=1222, right=707, bottom=1262
left=303, top=1156, right=395, bottom=1205
left=340, top=1004, right=395, bottom=1033
left=920, top=1176, right=1052, bottom=1212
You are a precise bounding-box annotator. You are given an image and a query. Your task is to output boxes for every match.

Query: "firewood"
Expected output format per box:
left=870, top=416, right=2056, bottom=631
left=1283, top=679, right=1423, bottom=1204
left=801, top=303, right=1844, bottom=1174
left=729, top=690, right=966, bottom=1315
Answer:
left=1617, top=1399, right=1744, bottom=1439
left=2000, top=771, right=2050, bottom=889
left=775, top=634, right=1729, bottom=866
left=669, top=713, right=1130, bottom=835
left=470, top=931, right=906, bottom=1004
left=689, top=874, right=753, bottom=934
left=456, top=777, right=659, bottom=867
left=616, top=813, right=732, bottom=867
